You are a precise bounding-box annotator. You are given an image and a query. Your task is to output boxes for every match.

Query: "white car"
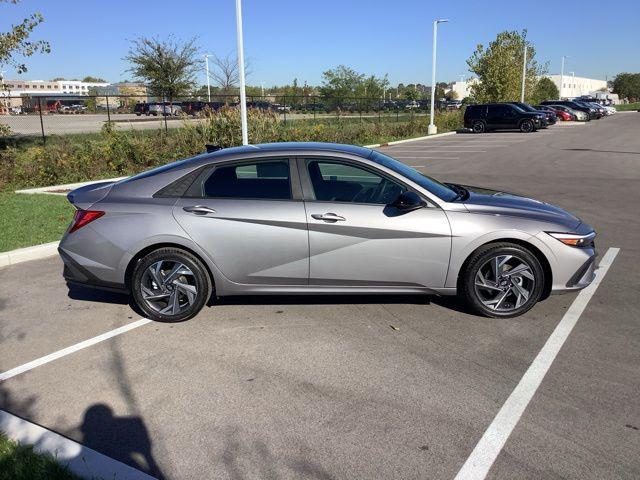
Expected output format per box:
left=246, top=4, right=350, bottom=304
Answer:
left=603, top=105, right=617, bottom=115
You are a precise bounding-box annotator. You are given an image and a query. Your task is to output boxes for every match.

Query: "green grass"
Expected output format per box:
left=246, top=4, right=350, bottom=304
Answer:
left=0, top=432, right=81, bottom=480
left=614, top=103, right=640, bottom=111
left=0, top=192, right=74, bottom=252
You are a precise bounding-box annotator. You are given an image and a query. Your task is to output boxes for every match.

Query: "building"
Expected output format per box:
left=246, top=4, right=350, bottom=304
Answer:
left=543, top=74, right=608, bottom=100
left=447, top=78, right=478, bottom=100
left=0, top=78, right=111, bottom=112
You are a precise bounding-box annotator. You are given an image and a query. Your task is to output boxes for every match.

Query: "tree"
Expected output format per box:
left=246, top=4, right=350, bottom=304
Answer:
left=125, top=36, right=198, bottom=99
left=467, top=30, right=545, bottom=103
left=404, top=88, right=420, bottom=101
left=209, top=53, right=252, bottom=94
left=531, top=76, right=559, bottom=103
left=446, top=90, right=459, bottom=101
left=82, top=76, right=106, bottom=83
left=0, top=0, right=50, bottom=74
left=611, top=73, right=640, bottom=102
left=320, top=65, right=388, bottom=99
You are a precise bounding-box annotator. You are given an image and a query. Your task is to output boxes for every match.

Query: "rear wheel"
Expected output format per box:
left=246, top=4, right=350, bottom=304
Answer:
left=472, top=120, right=486, bottom=133
left=460, top=243, right=545, bottom=318
left=520, top=120, right=534, bottom=133
left=132, top=248, right=212, bottom=322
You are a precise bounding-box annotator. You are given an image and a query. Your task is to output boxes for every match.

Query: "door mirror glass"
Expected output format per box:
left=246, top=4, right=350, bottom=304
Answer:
left=390, top=191, right=424, bottom=211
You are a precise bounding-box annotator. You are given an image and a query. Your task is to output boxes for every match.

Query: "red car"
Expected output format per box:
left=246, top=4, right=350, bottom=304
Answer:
left=535, top=105, right=572, bottom=121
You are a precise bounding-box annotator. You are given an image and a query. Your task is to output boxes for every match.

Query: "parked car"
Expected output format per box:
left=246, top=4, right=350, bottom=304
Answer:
left=60, top=142, right=597, bottom=322
left=508, top=102, right=555, bottom=126
left=540, top=100, right=594, bottom=120
left=547, top=104, right=587, bottom=121
left=464, top=103, right=543, bottom=133
left=586, top=102, right=609, bottom=116
left=271, top=103, right=291, bottom=113
left=134, top=103, right=150, bottom=116
left=535, top=105, right=570, bottom=121
left=148, top=103, right=182, bottom=116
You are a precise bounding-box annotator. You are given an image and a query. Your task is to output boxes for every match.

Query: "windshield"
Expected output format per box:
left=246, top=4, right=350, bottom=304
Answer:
left=370, top=151, right=458, bottom=201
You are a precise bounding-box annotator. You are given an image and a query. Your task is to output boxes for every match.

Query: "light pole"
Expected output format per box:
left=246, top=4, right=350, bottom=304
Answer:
left=520, top=44, right=527, bottom=102
left=235, top=0, right=248, bottom=145
left=559, top=55, right=567, bottom=99
left=570, top=71, right=575, bottom=97
left=203, top=54, right=212, bottom=102
left=428, top=19, right=448, bottom=135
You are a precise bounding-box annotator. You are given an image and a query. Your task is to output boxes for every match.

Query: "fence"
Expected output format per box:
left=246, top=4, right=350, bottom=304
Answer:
left=0, top=94, right=459, bottom=142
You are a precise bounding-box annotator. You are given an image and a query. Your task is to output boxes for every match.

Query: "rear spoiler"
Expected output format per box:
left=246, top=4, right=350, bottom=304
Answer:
left=205, top=144, right=222, bottom=153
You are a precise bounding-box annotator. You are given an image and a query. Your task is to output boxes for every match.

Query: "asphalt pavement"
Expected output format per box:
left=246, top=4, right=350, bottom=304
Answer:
left=0, top=113, right=638, bottom=479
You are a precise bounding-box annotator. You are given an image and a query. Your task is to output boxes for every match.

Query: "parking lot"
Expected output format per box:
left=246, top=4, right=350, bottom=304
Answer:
left=1, top=113, right=639, bottom=479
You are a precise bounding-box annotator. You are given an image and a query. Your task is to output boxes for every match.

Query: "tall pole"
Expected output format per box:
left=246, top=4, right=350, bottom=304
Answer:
left=204, top=54, right=211, bottom=102
left=520, top=44, right=527, bottom=102
left=570, top=71, right=575, bottom=97
left=559, top=56, right=566, bottom=99
left=429, top=19, right=448, bottom=135
left=235, top=0, right=248, bottom=145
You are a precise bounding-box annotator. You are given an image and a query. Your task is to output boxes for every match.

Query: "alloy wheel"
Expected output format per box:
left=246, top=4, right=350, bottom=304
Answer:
left=473, top=254, right=535, bottom=312
left=140, top=260, right=198, bottom=316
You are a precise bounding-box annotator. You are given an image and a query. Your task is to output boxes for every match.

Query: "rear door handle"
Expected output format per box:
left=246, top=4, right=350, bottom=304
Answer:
left=311, top=213, right=346, bottom=222
left=183, top=205, right=216, bottom=215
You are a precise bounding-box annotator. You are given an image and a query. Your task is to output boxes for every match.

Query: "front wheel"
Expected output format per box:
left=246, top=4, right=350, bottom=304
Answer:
left=520, top=120, right=534, bottom=133
left=131, top=248, right=212, bottom=322
left=460, top=243, right=545, bottom=318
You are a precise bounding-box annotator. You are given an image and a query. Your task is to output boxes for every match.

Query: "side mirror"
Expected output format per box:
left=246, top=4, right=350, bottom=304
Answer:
left=390, top=191, right=425, bottom=212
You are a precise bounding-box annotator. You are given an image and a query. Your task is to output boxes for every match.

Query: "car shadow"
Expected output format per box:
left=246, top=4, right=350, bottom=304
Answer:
left=66, top=283, right=146, bottom=317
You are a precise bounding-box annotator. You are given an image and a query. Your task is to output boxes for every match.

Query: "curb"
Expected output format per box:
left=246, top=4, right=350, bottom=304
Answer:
left=0, top=241, right=60, bottom=268
left=364, top=131, right=457, bottom=148
left=15, top=176, right=127, bottom=195
left=0, top=409, right=156, bottom=480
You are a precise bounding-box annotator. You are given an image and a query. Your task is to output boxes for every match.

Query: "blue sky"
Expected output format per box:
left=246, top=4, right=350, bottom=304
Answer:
left=3, top=0, right=639, bottom=86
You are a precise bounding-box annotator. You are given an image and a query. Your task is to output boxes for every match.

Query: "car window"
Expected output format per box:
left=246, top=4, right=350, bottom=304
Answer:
left=202, top=160, right=291, bottom=200
left=306, top=160, right=405, bottom=204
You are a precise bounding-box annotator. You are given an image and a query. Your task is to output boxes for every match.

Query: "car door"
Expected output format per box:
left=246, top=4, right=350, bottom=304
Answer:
left=173, top=158, right=309, bottom=285
left=485, top=104, right=507, bottom=129
left=299, top=157, right=451, bottom=288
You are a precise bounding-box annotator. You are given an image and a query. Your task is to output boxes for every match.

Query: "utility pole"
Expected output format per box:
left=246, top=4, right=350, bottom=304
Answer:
left=520, top=44, right=527, bottom=102
left=235, top=0, right=248, bottom=145
left=203, top=54, right=211, bottom=102
left=559, top=56, right=567, bottom=99
left=428, top=19, right=448, bottom=135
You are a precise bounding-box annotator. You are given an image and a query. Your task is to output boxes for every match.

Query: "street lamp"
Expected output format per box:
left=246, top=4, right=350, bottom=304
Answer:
left=203, top=54, right=212, bottom=102
left=559, top=55, right=568, bottom=99
left=235, top=0, right=248, bottom=145
left=428, top=19, right=448, bottom=135
left=570, top=71, right=575, bottom=97
left=520, top=44, right=528, bottom=102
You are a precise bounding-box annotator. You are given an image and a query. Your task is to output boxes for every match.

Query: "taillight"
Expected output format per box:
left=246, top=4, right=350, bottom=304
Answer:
left=69, top=210, right=104, bottom=233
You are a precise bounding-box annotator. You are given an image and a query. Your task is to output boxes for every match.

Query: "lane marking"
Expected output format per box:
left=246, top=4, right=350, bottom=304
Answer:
left=454, top=247, right=620, bottom=480
left=0, top=318, right=151, bottom=382
left=0, top=409, right=156, bottom=479
left=391, top=156, right=460, bottom=160
left=384, top=150, right=487, bottom=153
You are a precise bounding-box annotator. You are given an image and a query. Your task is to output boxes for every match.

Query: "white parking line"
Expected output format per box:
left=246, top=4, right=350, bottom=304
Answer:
left=384, top=150, right=487, bottom=153
left=454, top=247, right=620, bottom=480
left=392, top=156, right=460, bottom=160
left=0, top=318, right=151, bottom=382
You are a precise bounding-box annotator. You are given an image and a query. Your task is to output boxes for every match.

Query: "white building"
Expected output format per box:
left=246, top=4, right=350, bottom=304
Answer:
left=1, top=79, right=110, bottom=99
left=447, top=78, right=478, bottom=100
left=544, top=74, right=608, bottom=100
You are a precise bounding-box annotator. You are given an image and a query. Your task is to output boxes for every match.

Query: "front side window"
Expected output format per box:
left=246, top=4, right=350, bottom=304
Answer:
left=306, top=160, right=405, bottom=204
left=203, top=160, right=291, bottom=200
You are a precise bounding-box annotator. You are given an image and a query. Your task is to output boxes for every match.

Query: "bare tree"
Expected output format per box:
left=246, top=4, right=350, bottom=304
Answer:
left=208, top=53, right=251, bottom=94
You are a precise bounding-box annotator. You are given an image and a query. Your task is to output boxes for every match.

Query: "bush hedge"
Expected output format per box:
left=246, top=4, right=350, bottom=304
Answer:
left=0, top=108, right=463, bottom=191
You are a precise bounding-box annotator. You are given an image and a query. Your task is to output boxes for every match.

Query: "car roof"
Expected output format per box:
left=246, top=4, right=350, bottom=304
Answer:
left=205, top=142, right=374, bottom=160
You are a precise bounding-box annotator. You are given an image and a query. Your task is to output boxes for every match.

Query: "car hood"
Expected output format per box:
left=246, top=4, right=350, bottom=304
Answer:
left=459, top=185, right=581, bottom=230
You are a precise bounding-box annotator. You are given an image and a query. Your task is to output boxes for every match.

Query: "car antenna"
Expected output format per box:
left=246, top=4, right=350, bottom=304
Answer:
left=205, top=144, right=222, bottom=153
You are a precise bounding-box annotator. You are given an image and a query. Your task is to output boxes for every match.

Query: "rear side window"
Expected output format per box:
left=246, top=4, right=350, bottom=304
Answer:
left=202, top=160, right=291, bottom=200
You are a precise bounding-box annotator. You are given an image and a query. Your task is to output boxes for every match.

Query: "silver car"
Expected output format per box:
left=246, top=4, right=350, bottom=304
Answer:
left=59, top=142, right=597, bottom=322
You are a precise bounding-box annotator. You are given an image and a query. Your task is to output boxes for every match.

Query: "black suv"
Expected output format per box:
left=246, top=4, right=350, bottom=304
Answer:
left=540, top=100, right=595, bottom=120
left=464, top=103, right=542, bottom=133
left=508, top=102, right=555, bottom=126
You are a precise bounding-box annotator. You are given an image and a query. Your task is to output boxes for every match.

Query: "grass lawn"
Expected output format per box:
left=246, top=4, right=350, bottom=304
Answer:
left=0, top=192, right=74, bottom=253
left=0, top=432, right=81, bottom=480
left=615, top=103, right=640, bottom=111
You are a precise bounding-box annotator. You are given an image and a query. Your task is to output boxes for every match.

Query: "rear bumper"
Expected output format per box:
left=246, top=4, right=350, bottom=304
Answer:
left=59, top=248, right=128, bottom=293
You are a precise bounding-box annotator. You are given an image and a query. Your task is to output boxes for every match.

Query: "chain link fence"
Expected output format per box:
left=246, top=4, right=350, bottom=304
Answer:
left=0, top=94, right=459, bottom=142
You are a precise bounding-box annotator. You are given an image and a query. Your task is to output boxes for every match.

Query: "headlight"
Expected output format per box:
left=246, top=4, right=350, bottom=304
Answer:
left=547, top=231, right=596, bottom=247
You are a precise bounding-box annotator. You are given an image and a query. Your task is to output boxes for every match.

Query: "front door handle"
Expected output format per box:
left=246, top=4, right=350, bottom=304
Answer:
left=311, top=213, right=346, bottom=222
left=183, top=205, right=216, bottom=215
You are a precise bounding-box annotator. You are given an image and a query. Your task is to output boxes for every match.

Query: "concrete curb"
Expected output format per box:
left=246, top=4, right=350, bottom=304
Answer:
left=0, top=409, right=156, bottom=480
left=363, top=131, right=457, bottom=148
left=15, top=177, right=127, bottom=196
left=0, top=241, right=59, bottom=268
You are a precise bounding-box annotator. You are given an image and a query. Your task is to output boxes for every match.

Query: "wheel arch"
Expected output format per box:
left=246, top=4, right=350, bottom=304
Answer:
left=457, top=238, right=553, bottom=300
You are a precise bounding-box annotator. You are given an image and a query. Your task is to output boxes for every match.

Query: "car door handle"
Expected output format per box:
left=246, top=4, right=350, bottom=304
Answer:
left=183, top=205, right=216, bottom=215
left=311, top=213, right=346, bottom=222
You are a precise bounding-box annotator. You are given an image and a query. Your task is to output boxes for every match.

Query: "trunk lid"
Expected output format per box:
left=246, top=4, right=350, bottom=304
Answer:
left=67, top=181, right=116, bottom=210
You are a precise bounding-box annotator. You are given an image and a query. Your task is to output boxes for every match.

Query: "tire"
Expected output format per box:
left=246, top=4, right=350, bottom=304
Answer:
left=472, top=120, right=486, bottom=133
left=460, top=242, right=545, bottom=318
left=131, top=247, right=212, bottom=322
left=520, top=120, right=534, bottom=133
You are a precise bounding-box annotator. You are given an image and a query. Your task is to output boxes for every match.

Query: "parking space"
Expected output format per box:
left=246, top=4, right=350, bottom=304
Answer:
left=1, top=113, right=639, bottom=479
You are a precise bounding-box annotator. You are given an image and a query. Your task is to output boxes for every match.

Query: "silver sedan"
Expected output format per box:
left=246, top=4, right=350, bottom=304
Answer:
left=59, top=142, right=597, bottom=322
